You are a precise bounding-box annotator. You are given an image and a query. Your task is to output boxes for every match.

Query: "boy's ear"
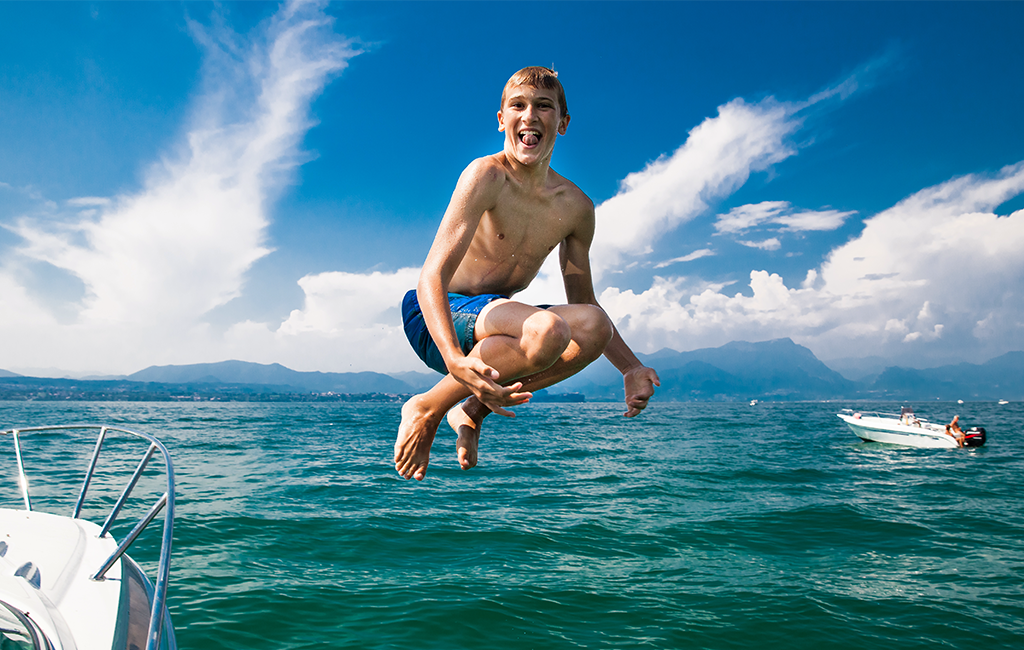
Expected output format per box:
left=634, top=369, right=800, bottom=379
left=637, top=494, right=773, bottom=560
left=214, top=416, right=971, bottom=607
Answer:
left=558, top=113, right=570, bottom=135
left=497, top=110, right=506, bottom=132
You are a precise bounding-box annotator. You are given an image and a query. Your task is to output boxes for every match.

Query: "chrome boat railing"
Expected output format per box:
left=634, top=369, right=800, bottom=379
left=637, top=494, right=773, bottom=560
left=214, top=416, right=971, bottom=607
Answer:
left=2, top=424, right=176, bottom=650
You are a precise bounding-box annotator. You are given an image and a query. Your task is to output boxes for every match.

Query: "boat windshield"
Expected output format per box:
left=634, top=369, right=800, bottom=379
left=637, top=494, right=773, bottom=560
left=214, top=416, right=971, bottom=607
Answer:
left=0, top=600, right=49, bottom=650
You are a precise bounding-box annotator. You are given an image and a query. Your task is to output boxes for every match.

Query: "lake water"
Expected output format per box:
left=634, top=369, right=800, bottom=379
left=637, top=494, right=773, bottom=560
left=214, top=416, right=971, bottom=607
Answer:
left=2, top=400, right=1022, bottom=649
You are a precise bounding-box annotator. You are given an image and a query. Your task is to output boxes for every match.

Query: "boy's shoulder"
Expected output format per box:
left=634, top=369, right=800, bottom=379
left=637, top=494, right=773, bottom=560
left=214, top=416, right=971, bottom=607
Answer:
left=455, top=154, right=512, bottom=194
left=465, top=152, right=511, bottom=176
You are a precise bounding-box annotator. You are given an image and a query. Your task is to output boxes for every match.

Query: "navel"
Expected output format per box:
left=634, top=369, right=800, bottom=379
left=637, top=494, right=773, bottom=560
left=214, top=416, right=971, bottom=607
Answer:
left=497, top=233, right=505, bottom=240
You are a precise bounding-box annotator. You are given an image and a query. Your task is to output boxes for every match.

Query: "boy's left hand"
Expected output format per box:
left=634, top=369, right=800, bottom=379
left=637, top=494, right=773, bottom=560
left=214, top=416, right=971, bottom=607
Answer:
left=623, top=366, right=660, bottom=417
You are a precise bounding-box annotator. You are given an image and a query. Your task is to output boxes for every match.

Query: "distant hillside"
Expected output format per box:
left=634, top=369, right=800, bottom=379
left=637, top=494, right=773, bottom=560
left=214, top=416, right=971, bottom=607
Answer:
left=129, top=360, right=413, bottom=394
left=0, top=369, right=21, bottom=378
left=645, top=338, right=857, bottom=401
left=556, top=338, right=858, bottom=401
left=865, top=351, right=1024, bottom=401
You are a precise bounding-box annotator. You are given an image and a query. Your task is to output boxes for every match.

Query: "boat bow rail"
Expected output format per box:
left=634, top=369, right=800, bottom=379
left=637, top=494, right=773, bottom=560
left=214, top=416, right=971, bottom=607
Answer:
left=2, top=424, right=176, bottom=650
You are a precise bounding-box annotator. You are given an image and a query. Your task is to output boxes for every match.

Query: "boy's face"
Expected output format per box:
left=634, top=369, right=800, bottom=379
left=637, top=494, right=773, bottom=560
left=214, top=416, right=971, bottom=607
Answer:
left=497, top=85, right=570, bottom=167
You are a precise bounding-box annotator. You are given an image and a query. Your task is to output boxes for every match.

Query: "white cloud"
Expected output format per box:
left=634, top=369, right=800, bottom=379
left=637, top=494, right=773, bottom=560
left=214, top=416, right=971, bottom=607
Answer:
left=654, top=249, right=716, bottom=268
left=776, top=209, right=852, bottom=232
left=715, top=201, right=790, bottom=234
left=0, top=0, right=359, bottom=374
left=715, top=200, right=854, bottom=235
left=207, top=267, right=426, bottom=374
left=598, top=162, right=1024, bottom=364
left=590, top=97, right=802, bottom=276
left=738, top=238, right=781, bottom=251
left=66, top=197, right=111, bottom=208
left=280, top=269, right=419, bottom=335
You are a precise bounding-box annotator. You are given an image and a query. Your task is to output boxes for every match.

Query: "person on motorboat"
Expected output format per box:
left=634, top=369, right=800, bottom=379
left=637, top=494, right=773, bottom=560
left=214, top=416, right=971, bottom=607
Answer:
left=945, top=415, right=965, bottom=447
left=900, top=406, right=921, bottom=427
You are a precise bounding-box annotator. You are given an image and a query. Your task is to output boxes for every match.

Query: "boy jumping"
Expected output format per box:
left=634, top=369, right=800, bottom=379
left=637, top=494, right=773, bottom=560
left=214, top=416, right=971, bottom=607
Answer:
left=395, top=67, right=660, bottom=480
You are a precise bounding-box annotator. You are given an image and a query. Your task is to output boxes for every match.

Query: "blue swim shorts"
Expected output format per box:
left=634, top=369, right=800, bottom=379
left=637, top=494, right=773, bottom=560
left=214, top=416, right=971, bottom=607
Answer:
left=402, top=290, right=508, bottom=375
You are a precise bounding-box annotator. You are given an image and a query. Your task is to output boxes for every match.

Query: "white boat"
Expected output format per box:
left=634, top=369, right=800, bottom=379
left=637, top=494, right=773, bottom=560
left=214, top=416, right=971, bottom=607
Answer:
left=1, top=424, right=176, bottom=650
left=999, top=399, right=1009, bottom=405
left=837, top=407, right=986, bottom=448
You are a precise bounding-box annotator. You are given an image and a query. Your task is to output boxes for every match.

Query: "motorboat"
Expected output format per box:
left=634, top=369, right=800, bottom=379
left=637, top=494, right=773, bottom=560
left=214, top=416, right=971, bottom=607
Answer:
left=1, top=424, right=176, bottom=650
left=837, top=407, right=986, bottom=448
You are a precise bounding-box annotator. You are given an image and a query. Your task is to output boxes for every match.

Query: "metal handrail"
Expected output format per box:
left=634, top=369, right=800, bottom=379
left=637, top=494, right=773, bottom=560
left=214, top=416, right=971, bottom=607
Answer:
left=2, top=424, right=175, bottom=650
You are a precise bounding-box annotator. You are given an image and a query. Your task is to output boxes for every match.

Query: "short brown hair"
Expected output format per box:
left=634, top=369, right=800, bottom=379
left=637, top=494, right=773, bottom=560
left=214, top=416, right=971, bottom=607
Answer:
left=501, top=66, right=568, bottom=118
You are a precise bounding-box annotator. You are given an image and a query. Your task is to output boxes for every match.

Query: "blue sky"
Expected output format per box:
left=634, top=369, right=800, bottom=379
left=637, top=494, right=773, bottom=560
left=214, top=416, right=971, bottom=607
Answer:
left=1, top=1, right=1023, bottom=377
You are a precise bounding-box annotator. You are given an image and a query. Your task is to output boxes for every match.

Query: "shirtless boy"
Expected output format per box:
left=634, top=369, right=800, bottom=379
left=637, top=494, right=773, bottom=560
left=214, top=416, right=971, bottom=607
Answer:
left=395, top=67, right=660, bottom=481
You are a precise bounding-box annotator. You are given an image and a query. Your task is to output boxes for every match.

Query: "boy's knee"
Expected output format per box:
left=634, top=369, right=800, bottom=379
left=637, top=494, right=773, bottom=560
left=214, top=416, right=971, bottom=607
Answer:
left=577, top=305, right=614, bottom=352
left=522, top=311, right=572, bottom=365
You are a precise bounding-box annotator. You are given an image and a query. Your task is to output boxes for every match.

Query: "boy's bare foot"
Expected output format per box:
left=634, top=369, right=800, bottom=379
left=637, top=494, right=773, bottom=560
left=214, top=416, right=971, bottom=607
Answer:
left=394, top=395, right=441, bottom=480
left=447, top=398, right=489, bottom=470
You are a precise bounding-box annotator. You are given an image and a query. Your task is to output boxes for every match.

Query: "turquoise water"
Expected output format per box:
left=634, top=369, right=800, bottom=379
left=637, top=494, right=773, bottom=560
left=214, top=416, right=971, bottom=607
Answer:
left=2, top=400, right=1023, bottom=649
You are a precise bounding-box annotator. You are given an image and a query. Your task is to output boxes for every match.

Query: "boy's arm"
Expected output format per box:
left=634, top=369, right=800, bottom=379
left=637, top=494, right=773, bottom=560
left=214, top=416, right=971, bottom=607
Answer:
left=418, top=160, right=529, bottom=416
left=560, top=205, right=660, bottom=417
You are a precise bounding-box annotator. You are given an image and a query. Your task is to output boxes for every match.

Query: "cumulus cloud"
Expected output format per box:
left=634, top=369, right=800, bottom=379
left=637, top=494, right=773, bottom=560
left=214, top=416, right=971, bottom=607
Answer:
left=211, top=267, right=425, bottom=373
left=0, top=0, right=359, bottom=373
left=599, top=162, right=1024, bottom=363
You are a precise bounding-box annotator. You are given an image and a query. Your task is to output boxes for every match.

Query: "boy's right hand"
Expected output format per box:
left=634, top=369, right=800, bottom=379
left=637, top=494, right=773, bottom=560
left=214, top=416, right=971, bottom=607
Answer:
left=449, top=357, right=531, bottom=417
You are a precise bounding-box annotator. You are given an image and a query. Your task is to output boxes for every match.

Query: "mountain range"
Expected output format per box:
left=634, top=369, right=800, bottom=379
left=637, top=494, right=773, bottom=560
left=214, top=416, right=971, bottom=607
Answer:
left=1, top=339, right=1021, bottom=402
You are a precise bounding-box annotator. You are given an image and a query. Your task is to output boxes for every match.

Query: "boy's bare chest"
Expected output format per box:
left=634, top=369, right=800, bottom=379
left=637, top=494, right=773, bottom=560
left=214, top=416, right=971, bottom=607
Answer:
left=484, top=183, right=574, bottom=248
left=476, top=201, right=570, bottom=263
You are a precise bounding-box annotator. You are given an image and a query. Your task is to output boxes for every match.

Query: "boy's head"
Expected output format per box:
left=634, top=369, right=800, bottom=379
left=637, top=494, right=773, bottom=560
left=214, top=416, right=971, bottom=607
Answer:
left=501, top=66, right=568, bottom=118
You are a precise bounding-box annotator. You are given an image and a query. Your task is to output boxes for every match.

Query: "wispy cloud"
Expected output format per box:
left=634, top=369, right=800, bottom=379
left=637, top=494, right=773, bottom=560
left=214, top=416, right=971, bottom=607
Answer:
left=654, top=249, right=716, bottom=269
left=0, top=0, right=358, bottom=373
left=738, top=238, right=781, bottom=251
left=65, top=197, right=112, bottom=208
left=715, top=201, right=854, bottom=235
left=714, top=201, right=790, bottom=234
left=590, top=97, right=800, bottom=276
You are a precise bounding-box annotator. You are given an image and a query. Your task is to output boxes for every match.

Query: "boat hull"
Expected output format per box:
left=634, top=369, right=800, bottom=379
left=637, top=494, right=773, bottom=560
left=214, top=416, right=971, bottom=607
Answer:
left=837, top=413, right=961, bottom=448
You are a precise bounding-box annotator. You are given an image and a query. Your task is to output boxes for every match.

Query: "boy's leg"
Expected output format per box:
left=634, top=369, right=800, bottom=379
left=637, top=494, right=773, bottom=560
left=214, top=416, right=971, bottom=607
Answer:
left=395, top=301, right=611, bottom=479
left=447, top=302, right=613, bottom=470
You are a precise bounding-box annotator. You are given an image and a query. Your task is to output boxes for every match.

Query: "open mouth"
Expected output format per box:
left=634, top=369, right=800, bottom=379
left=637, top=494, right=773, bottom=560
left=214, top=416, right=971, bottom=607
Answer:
left=519, top=130, right=541, bottom=146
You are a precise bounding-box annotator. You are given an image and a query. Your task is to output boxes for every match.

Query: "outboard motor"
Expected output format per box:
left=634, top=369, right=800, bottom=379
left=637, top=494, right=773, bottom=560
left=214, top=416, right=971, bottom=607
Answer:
left=963, top=426, right=986, bottom=447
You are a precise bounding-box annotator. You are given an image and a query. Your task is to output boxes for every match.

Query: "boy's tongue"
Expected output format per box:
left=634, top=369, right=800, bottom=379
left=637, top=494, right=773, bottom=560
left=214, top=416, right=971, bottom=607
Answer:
left=521, top=132, right=539, bottom=146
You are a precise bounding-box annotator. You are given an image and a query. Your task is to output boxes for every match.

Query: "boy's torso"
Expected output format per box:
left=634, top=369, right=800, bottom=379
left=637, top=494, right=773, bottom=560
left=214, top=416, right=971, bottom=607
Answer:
left=449, top=153, right=591, bottom=297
